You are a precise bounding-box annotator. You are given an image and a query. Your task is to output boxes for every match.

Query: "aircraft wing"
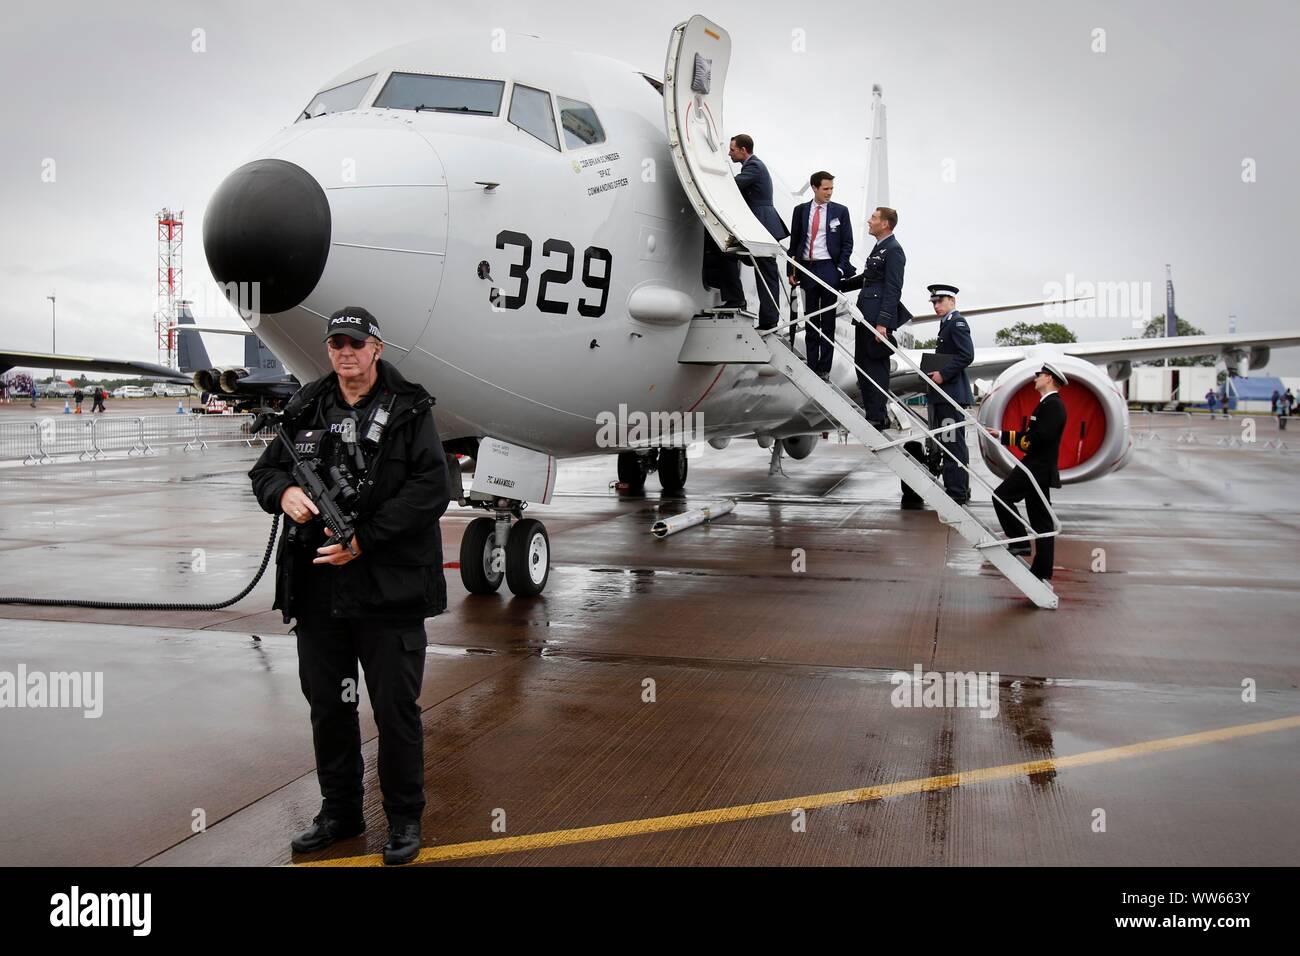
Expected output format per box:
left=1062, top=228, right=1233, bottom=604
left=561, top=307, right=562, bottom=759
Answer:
left=166, top=324, right=257, bottom=337
left=1054, top=330, right=1300, bottom=367
left=907, top=296, right=1091, bottom=324
left=0, top=350, right=190, bottom=383
left=889, top=329, right=1300, bottom=391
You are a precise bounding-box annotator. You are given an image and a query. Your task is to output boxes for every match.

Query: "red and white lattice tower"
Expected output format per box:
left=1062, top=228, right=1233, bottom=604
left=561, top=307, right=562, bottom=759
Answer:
left=154, top=208, right=184, bottom=367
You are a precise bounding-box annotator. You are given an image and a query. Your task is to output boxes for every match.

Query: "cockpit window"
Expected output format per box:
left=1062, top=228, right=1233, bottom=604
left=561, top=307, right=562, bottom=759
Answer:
left=508, top=84, right=559, bottom=150
left=373, top=73, right=504, bottom=115
left=298, top=74, right=376, bottom=121
left=557, top=96, right=605, bottom=148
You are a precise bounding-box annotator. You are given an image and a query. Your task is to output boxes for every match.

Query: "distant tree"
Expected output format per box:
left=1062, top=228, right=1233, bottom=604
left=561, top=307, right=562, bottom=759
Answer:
left=915, top=337, right=937, bottom=349
left=1135, top=314, right=1216, bottom=366
left=994, top=322, right=1078, bottom=347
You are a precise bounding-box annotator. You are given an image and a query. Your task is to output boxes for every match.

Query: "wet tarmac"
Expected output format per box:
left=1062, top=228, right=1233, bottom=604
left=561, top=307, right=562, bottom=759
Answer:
left=0, top=413, right=1297, bottom=866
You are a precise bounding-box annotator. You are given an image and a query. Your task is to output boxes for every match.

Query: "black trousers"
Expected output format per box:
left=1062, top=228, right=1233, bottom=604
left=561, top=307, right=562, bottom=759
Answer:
left=992, top=468, right=1056, bottom=579
left=854, top=333, right=891, bottom=425
left=715, top=250, right=782, bottom=329
left=928, top=399, right=970, bottom=499
left=295, top=575, right=427, bottom=825
left=797, top=259, right=841, bottom=374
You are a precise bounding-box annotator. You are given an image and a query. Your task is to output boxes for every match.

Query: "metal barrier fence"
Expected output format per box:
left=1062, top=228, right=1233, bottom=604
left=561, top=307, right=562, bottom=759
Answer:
left=1133, top=410, right=1195, bottom=443
left=1132, top=410, right=1292, bottom=451
left=1211, top=413, right=1292, bottom=450
left=0, top=414, right=271, bottom=464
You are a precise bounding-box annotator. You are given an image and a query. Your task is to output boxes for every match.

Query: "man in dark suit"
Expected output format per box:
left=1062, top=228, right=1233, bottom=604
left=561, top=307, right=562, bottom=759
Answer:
left=986, top=362, right=1069, bottom=582
left=714, top=134, right=789, bottom=330
left=839, top=207, right=906, bottom=426
left=787, top=171, right=855, bottom=379
left=926, top=284, right=974, bottom=503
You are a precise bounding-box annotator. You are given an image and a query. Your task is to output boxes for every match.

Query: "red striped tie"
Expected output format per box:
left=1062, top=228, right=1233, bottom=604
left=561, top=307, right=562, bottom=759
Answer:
left=807, top=204, right=821, bottom=259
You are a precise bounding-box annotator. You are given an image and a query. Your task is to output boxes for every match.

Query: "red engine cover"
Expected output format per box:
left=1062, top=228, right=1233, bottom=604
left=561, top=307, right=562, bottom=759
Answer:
left=1001, top=383, right=1107, bottom=470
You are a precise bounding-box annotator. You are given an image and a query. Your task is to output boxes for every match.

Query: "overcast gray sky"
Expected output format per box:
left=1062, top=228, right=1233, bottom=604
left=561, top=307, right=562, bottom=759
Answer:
left=3, top=0, right=1297, bottom=373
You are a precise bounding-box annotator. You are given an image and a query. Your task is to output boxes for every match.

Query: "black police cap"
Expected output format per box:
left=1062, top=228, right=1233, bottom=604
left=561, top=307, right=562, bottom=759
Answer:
left=324, top=307, right=382, bottom=343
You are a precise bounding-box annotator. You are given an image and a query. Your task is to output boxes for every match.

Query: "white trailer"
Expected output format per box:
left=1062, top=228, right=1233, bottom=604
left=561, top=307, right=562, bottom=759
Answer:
left=1127, top=367, right=1173, bottom=408
left=1172, top=367, right=1218, bottom=408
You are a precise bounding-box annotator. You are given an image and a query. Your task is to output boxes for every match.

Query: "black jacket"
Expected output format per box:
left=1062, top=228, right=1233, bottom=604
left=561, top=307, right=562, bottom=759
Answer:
left=1000, top=391, right=1066, bottom=488
left=249, top=359, right=450, bottom=623
left=839, top=234, right=908, bottom=357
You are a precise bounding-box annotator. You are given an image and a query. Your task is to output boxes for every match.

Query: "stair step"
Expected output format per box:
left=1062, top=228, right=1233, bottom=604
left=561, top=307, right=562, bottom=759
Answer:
left=761, top=333, right=1058, bottom=609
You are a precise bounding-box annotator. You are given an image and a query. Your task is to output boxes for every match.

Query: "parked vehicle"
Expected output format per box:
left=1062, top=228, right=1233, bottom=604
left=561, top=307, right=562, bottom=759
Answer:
left=151, top=382, right=190, bottom=397
left=45, top=382, right=75, bottom=398
left=112, top=385, right=151, bottom=399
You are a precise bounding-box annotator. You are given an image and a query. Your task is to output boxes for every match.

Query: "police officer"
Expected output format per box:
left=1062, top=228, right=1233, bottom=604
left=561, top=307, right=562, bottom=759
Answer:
left=985, top=362, right=1068, bottom=582
left=840, top=207, right=906, bottom=427
left=927, top=284, right=974, bottom=503
left=249, top=306, right=450, bottom=865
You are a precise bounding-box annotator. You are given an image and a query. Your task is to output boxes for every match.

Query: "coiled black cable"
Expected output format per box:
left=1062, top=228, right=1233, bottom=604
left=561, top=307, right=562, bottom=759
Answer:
left=0, top=515, right=280, bottom=611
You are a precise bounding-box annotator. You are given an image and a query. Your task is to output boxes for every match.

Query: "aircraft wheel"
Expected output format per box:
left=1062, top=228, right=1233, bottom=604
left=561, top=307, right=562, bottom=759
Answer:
left=617, top=451, right=648, bottom=492
left=459, top=516, right=503, bottom=594
left=505, top=518, right=550, bottom=596
left=658, top=447, right=688, bottom=494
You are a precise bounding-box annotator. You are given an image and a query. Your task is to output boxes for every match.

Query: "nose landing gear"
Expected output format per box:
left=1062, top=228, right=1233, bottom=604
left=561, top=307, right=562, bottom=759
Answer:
left=458, top=507, right=551, bottom=597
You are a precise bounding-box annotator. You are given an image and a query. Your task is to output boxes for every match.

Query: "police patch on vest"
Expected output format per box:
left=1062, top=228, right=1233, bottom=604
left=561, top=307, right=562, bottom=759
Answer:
left=293, top=429, right=323, bottom=457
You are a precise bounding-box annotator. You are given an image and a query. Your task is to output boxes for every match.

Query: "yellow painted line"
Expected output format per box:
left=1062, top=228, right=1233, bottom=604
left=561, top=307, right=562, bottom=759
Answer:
left=298, top=714, right=1300, bottom=867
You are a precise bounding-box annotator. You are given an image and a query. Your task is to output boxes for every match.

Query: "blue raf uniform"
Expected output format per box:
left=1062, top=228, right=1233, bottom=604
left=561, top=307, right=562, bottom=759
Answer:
left=716, top=153, right=789, bottom=330
left=927, top=284, right=974, bottom=502
left=787, top=197, right=855, bottom=376
left=840, top=233, right=908, bottom=425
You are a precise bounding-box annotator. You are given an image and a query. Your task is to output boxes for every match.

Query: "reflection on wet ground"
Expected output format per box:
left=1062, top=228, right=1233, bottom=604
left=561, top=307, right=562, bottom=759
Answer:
left=0, top=415, right=1297, bottom=865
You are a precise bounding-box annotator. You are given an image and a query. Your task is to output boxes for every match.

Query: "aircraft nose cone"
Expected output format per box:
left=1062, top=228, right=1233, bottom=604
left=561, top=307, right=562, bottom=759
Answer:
left=203, top=159, right=331, bottom=314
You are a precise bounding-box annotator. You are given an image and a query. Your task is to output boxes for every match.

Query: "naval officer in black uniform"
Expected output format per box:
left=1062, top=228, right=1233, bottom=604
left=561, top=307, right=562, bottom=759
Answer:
left=839, top=207, right=906, bottom=427
left=249, top=307, right=451, bottom=865
left=926, top=284, right=974, bottom=503
left=986, top=362, right=1069, bottom=582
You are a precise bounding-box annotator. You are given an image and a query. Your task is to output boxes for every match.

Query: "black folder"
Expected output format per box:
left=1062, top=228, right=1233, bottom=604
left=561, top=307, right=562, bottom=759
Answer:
left=920, top=352, right=948, bottom=374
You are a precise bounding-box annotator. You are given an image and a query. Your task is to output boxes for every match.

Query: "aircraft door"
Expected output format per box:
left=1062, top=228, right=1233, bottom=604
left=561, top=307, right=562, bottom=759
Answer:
left=663, top=15, right=782, bottom=258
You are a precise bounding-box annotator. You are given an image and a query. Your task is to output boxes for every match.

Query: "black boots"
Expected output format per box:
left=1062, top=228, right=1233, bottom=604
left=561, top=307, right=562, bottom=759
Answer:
left=383, top=822, right=422, bottom=866
left=290, top=813, right=366, bottom=853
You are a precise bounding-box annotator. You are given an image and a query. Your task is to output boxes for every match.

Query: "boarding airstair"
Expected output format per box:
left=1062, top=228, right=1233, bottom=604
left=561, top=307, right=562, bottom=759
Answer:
left=679, top=312, right=1061, bottom=609
left=666, top=13, right=1060, bottom=608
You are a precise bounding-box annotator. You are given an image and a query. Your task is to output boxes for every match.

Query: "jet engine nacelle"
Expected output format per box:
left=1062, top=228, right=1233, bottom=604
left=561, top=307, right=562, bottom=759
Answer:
left=192, top=369, right=217, bottom=393
left=976, top=356, right=1133, bottom=485
left=781, top=434, right=819, bottom=460
left=1106, top=360, right=1132, bottom=382
left=219, top=367, right=251, bottom=393
left=1223, top=346, right=1269, bottom=376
